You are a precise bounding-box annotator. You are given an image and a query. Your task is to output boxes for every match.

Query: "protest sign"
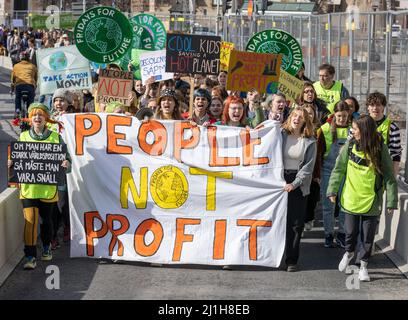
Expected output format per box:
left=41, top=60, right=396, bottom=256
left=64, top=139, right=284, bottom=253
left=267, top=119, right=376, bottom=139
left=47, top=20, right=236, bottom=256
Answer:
left=9, top=142, right=66, bottom=185
left=277, top=70, right=304, bottom=104
left=96, top=68, right=134, bottom=106
left=132, top=14, right=167, bottom=50
left=246, top=29, right=303, bottom=76
left=165, top=33, right=221, bottom=75
left=74, top=6, right=133, bottom=63
left=220, top=41, right=234, bottom=71
left=226, top=50, right=282, bottom=94
left=130, top=49, right=149, bottom=80
left=61, top=114, right=287, bottom=267
left=139, top=50, right=173, bottom=84
left=114, top=14, right=166, bottom=74
left=37, top=45, right=92, bottom=95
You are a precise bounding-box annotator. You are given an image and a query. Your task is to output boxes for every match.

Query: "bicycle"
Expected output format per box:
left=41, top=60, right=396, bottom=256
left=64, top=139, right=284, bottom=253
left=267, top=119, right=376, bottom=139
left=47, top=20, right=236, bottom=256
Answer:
left=11, top=88, right=31, bottom=132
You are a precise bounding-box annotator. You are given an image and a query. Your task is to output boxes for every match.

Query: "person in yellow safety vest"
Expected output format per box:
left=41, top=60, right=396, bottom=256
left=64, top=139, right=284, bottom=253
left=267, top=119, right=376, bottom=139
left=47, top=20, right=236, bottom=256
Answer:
left=313, top=64, right=350, bottom=114
left=7, top=103, right=71, bottom=270
left=327, top=114, right=397, bottom=282
left=366, top=91, right=402, bottom=177
left=316, top=101, right=351, bottom=249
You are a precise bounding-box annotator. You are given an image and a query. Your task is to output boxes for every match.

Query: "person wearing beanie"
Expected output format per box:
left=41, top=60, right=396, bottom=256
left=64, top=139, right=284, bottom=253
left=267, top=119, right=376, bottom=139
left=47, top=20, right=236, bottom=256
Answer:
left=49, top=91, right=72, bottom=249
left=7, top=103, right=70, bottom=270
left=190, top=88, right=211, bottom=125
left=154, top=88, right=182, bottom=120
left=52, top=88, right=72, bottom=117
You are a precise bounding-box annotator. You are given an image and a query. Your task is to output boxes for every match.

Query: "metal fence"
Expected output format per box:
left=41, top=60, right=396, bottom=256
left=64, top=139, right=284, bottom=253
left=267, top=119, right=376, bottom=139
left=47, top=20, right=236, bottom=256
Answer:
left=1, top=10, right=408, bottom=154
left=162, top=11, right=408, bottom=124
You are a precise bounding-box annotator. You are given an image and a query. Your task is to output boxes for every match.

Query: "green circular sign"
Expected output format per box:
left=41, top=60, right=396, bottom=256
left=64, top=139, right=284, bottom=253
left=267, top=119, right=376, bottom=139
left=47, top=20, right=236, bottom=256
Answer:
left=115, top=14, right=166, bottom=78
left=132, top=14, right=166, bottom=50
left=74, top=6, right=133, bottom=63
left=114, top=19, right=155, bottom=73
left=246, top=29, right=303, bottom=76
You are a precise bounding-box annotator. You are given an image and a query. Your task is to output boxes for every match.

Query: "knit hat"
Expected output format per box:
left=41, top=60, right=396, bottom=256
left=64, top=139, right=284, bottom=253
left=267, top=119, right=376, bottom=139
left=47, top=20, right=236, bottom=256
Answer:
left=52, top=88, right=72, bottom=104
left=105, top=101, right=125, bottom=113
left=157, top=88, right=178, bottom=107
left=27, top=102, right=50, bottom=116
left=193, top=88, right=211, bottom=104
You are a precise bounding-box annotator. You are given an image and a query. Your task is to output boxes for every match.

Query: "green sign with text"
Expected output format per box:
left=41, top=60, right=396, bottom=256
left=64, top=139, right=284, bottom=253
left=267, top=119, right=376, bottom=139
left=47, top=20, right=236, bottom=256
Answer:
left=246, top=29, right=303, bottom=76
left=74, top=6, right=133, bottom=63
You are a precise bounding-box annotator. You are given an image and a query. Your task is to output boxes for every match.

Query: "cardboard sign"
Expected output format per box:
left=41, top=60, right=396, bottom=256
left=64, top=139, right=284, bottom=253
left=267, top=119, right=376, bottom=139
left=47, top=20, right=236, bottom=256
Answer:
left=139, top=50, right=174, bottom=84
left=277, top=70, right=304, bottom=104
left=37, top=45, right=92, bottom=95
left=226, top=50, right=282, bottom=94
left=165, top=33, right=221, bottom=75
left=9, top=142, right=66, bottom=185
left=97, top=68, right=134, bottom=106
left=220, top=41, right=234, bottom=71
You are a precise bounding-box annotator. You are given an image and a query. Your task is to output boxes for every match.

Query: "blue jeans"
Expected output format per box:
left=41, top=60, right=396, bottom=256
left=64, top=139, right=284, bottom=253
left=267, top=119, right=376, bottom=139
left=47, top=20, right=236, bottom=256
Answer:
left=15, top=84, right=35, bottom=114
left=321, top=172, right=345, bottom=236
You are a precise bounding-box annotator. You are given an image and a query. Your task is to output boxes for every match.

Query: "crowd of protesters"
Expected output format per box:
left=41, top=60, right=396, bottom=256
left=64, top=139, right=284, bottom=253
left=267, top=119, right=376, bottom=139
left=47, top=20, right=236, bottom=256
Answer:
left=2, top=25, right=402, bottom=283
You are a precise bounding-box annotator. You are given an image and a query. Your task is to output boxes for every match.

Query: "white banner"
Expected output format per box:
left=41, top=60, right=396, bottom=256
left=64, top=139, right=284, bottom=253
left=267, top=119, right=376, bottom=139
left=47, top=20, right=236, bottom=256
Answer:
left=139, top=50, right=174, bottom=85
left=37, top=45, right=92, bottom=95
left=61, top=114, right=287, bottom=267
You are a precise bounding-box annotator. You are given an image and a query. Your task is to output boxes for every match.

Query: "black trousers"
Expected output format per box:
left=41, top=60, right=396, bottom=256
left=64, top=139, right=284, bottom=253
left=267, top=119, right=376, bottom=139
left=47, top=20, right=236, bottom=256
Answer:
left=284, top=172, right=307, bottom=266
left=22, top=199, right=55, bottom=258
left=344, top=213, right=379, bottom=262
left=305, top=180, right=320, bottom=223
left=52, top=190, right=70, bottom=238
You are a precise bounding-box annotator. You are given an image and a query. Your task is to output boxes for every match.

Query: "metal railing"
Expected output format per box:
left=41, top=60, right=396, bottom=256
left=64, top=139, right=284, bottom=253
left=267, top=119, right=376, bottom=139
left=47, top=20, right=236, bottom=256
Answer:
left=1, top=9, right=408, bottom=156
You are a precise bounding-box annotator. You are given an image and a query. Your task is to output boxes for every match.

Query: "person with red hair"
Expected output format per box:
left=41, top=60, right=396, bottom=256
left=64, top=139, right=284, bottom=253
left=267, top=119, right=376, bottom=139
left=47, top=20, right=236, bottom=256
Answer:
left=215, top=95, right=264, bottom=128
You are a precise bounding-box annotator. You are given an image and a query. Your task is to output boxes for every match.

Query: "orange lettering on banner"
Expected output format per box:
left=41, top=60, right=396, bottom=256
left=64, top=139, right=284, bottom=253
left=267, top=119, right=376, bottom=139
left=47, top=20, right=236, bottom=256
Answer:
left=237, top=219, right=272, bottom=260
left=107, top=115, right=132, bottom=154
left=172, top=218, right=201, bottom=261
left=207, top=126, right=240, bottom=167
left=134, top=218, right=164, bottom=256
left=174, top=122, right=201, bottom=162
left=138, top=120, right=168, bottom=156
left=213, top=220, right=227, bottom=260
left=106, top=214, right=130, bottom=256
left=75, top=114, right=102, bottom=155
left=240, top=129, right=269, bottom=166
left=84, top=211, right=108, bottom=257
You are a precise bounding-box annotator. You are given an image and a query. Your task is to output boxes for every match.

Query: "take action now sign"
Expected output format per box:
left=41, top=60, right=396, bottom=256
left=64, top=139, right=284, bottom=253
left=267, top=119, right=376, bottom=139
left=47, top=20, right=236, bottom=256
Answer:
left=9, top=142, right=67, bottom=185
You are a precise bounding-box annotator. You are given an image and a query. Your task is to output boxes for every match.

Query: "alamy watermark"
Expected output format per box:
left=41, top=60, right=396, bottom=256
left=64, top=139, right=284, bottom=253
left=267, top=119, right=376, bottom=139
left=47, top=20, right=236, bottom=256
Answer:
left=45, top=265, right=60, bottom=290
left=45, top=6, right=61, bottom=30
left=345, top=265, right=360, bottom=290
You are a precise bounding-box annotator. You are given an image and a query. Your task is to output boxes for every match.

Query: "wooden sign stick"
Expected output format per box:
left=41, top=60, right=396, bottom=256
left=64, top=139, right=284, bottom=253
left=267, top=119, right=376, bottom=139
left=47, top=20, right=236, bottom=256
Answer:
left=189, top=76, right=194, bottom=119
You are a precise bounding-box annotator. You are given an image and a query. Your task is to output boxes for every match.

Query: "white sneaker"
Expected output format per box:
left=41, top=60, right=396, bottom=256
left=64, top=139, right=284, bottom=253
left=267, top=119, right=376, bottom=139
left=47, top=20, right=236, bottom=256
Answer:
left=338, top=252, right=354, bottom=272
left=359, top=261, right=370, bottom=282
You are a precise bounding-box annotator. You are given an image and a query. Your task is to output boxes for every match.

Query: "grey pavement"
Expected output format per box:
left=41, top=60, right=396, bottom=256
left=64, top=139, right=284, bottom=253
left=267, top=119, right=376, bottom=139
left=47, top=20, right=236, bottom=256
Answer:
left=0, top=66, right=19, bottom=192
left=0, top=223, right=407, bottom=300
